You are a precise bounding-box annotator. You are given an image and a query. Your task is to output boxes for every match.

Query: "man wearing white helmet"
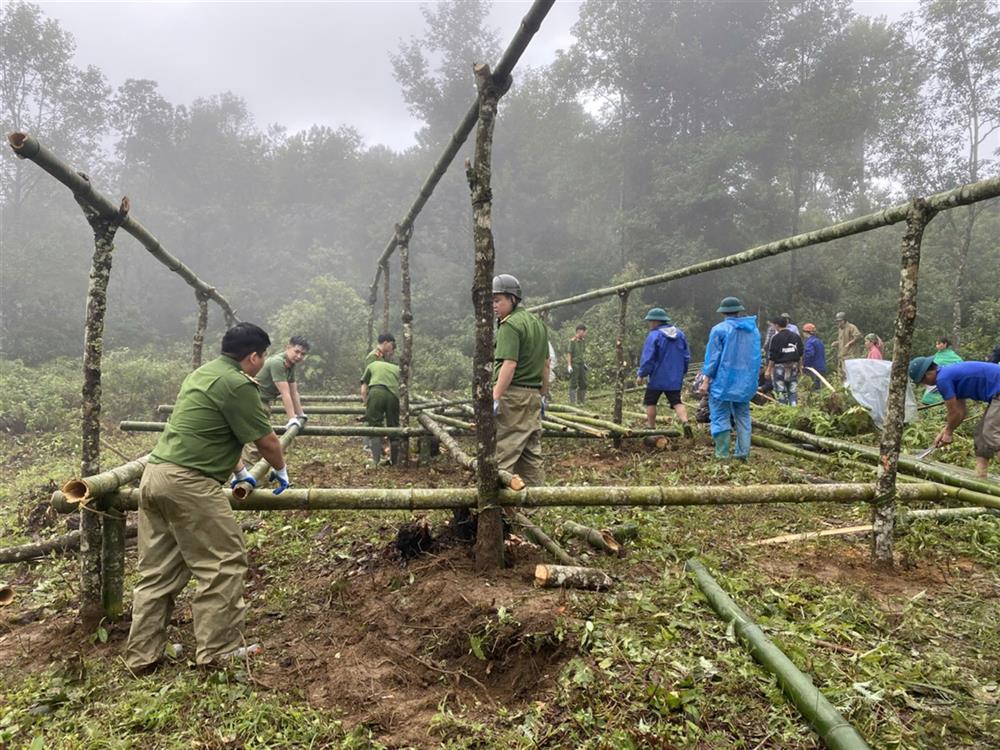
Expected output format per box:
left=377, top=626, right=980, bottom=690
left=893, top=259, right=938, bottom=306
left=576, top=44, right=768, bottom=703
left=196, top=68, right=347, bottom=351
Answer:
left=492, top=274, right=550, bottom=487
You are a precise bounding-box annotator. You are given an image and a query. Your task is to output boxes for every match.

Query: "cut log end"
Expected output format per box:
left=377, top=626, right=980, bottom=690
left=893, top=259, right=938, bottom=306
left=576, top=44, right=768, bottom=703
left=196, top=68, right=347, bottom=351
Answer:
left=60, top=479, right=89, bottom=504
left=534, top=564, right=613, bottom=590
left=0, top=585, right=14, bottom=606
left=231, top=482, right=254, bottom=501
left=8, top=132, right=27, bottom=150
left=508, top=474, right=526, bottom=491
left=643, top=435, right=669, bottom=449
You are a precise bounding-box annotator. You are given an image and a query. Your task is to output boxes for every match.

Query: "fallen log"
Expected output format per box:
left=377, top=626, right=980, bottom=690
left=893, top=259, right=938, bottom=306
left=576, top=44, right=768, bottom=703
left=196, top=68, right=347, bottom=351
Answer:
left=534, top=564, right=612, bottom=590
left=513, top=512, right=577, bottom=566
left=686, top=558, right=872, bottom=750
left=562, top=520, right=622, bottom=556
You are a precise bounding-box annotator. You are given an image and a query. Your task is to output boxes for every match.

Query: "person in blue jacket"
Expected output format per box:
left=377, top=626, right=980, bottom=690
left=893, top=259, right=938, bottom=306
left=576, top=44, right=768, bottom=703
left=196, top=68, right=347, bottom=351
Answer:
left=700, top=297, right=762, bottom=459
left=801, top=323, right=827, bottom=390
left=636, top=308, right=693, bottom=438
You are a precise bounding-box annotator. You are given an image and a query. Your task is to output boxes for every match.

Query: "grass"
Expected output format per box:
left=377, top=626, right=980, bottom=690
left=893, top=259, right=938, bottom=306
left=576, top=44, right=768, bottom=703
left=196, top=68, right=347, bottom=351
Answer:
left=1, top=387, right=998, bottom=749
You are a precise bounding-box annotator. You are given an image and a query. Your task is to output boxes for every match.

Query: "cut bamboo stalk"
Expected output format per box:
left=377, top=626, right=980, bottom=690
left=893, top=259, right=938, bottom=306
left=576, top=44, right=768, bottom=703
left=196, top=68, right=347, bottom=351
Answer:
left=417, top=413, right=524, bottom=490
left=562, top=520, right=621, bottom=556
left=56, top=482, right=946, bottom=514
left=232, top=421, right=302, bottom=500
left=805, top=367, right=836, bottom=393
left=686, top=558, right=873, bottom=750
left=527, top=176, right=1000, bottom=314
left=606, top=522, right=639, bottom=542
left=513, top=512, right=576, bottom=566
left=397, top=222, right=414, bottom=465
left=548, top=411, right=632, bottom=435
left=612, top=290, right=630, bottom=448
left=543, top=413, right=608, bottom=437
left=61, top=455, right=150, bottom=504
left=0, top=585, right=14, bottom=605
left=158, top=404, right=366, bottom=416
left=535, top=564, right=612, bottom=590
left=421, top=411, right=475, bottom=431
left=298, top=395, right=364, bottom=403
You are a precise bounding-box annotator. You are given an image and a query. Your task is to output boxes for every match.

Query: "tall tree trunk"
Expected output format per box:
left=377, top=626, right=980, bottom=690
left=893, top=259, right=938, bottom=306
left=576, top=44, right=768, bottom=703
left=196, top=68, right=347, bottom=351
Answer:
left=76, top=191, right=129, bottom=627
left=951, top=205, right=976, bottom=349
left=397, top=224, right=414, bottom=465
left=191, top=292, right=209, bottom=370
left=872, top=199, right=936, bottom=564
left=367, top=294, right=376, bottom=351
left=381, top=261, right=390, bottom=335
left=612, top=290, right=630, bottom=449
left=468, top=63, right=506, bottom=571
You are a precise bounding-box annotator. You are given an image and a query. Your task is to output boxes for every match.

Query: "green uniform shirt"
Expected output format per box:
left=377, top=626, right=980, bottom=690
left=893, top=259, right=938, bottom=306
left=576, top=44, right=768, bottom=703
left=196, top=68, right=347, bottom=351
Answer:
left=364, top=348, right=394, bottom=367
left=493, top=307, right=549, bottom=388
left=362, top=360, right=401, bottom=398
left=255, top=353, right=295, bottom=402
left=569, top=337, right=586, bottom=365
left=150, top=356, right=273, bottom=482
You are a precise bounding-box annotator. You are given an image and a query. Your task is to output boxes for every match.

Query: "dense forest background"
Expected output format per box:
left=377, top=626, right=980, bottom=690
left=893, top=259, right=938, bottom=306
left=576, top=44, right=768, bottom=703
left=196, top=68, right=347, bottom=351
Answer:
left=2, top=0, right=998, bottom=391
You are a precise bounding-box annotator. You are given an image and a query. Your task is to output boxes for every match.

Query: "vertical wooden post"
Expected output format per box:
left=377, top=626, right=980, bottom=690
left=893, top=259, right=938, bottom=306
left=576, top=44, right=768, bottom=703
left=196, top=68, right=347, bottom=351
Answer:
left=381, top=261, right=390, bottom=335
left=397, top=223, right=415, bottom=465
left=367, top=292, right=377, bottom=351
left=76, top=190, right=129, bottom=627
left=612, top=290, right=630, bottom=448
left=872, top=198, right=936, bottom=564
left=468, top=62, right=508, bottom=571
left=191, top=291, right=209, bottom=370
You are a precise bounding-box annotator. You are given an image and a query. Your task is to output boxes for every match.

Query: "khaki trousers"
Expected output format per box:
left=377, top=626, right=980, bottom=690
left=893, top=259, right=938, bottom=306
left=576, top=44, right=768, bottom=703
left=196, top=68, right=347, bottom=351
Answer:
left=974, top=395, right=1000, bottom=459
left=496, top=386, right=545, bottom=486
left=125, top=462, right=247, bottom=669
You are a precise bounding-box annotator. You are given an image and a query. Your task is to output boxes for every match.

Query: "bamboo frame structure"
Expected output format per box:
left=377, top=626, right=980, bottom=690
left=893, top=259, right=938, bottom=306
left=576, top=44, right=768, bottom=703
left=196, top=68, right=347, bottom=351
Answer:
left=686, top=559, right=872, bottom=750
left=7, top=133, right=238, bottom=323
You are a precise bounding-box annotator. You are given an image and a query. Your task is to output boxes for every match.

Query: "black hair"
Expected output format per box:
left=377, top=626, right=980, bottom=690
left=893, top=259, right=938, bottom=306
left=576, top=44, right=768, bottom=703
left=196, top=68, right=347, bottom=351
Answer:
left=289, top=335, right=311, bottom=351
left=771, top=316, right=788, bottom=328
left=222, top=323, right=270, bottom=360
left=377, top=333, right=396, bottom=344
left=936, top=336, right=950, bottom=347
left=576, top=324, right=588, bottom=331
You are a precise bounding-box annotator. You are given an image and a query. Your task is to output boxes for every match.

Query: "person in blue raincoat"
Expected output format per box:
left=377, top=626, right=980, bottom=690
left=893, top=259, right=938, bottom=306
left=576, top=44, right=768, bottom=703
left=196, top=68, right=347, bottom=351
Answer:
left=700, top=297, right=762, bottom=459
left=636, top=308, right=693, bottom=438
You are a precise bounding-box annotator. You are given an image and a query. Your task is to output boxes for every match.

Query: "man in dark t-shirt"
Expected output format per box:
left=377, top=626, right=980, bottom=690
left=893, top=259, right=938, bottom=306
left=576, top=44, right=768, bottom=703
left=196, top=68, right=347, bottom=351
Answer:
left=766, top=316, right=803, bottom=406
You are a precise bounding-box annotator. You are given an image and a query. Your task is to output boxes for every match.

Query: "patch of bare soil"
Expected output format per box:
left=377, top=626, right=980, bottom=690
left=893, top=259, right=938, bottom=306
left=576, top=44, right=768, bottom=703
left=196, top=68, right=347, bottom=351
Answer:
left=756, top=542, right=993, bottom=608
left=254, top=537, right=575, bottom=748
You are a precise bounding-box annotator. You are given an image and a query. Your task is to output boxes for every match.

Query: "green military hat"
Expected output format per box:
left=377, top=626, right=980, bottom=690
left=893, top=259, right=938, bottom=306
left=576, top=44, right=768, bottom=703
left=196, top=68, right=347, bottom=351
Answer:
left=908, top=356, right=935, bottom=383
left=644, top=307, right=670, bottom=323
left=716, top=296, right=745, bottom=313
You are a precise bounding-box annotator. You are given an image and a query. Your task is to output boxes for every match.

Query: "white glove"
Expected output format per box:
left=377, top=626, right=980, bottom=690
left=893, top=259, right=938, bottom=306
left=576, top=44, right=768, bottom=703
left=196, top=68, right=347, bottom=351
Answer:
left=284, top=417, right=303, bottom=430
left=567, top=365, right=573, bottom=374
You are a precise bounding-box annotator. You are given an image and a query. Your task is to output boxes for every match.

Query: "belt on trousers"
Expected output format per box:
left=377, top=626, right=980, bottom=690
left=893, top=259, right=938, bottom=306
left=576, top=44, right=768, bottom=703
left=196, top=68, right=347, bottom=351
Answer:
left=508, top=384, right=541, bottom=391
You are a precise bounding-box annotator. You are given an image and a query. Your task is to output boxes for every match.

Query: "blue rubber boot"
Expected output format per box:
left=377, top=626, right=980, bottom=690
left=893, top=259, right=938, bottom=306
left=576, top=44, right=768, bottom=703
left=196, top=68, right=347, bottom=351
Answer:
left=713, top=430, right=732, bottom=459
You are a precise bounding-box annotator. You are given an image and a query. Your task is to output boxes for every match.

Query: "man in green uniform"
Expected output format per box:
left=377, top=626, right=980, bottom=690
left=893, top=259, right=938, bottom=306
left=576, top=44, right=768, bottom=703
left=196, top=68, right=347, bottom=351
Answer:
left=566, top=324, right=588, bottom=404
left=834, top=312, right=864, bottom=373
left=361, top=358, right=402, bottom=467
left=256, top=336, right=310, bottom=428
left=125, top=323, right=290, bottom=673
left=492, top=274, right=550, bottom=487
left=365, top=333, right=396, bottom=367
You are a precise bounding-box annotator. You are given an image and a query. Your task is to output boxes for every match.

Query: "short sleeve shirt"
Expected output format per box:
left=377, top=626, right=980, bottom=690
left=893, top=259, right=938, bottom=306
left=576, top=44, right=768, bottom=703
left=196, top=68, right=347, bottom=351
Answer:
left=255, top=353, right=295, bottom=402
left=935, top=362, right=1000, bottom=403
left=569, top=337, right=586, bottom=364
left=493, top=308, right=549, bottom=388
left=150, top=356, right=272, bottom=482
left=361, top=360, right=401, bottom=398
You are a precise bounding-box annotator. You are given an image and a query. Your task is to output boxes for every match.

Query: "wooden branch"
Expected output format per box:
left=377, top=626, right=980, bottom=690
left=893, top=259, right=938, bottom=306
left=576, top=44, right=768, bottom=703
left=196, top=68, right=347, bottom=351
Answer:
left=417, top=412, right=524, bottom=490
left=513, top=513, right=577, bottom=566
left=535, top=564, right=612, bottom=590
left=562, top=520, right=622, bottom=556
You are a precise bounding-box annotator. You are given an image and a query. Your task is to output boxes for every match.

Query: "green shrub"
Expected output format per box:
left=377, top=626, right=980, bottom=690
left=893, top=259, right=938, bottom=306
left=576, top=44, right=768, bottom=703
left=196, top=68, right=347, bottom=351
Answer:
left=0, top=358, right=80, bottom=433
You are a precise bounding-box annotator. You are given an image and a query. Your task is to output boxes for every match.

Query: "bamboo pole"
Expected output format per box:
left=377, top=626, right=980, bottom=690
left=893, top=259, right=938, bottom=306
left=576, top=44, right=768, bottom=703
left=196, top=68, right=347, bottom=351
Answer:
left=607, top=522, right=639, bottom=542
left=417, top=413, right=524, bottom=490
left=7, top=133, right=238, bottom=323
left=381, top=260, right=390, bottom=335
left=397, top=223, right=414, bottom=465
left=513, top=512, right=577, bottom=565
left=469, top=62, right=504, bottom=571
left=753, top=422, right=1000, bottom=502
left=873, top=199, right=935, bottom=564
left=76, top=192, right=129, bottom=626
left=613, top=290, right=629, bottom=447
left=0, top=585, right=14, bottom=605
left=61, top=455, right=150, bottom=504
left=58, top=482, right=946, bottom=515
left=686, top=558, right=873, bottom=750
left=298, top=395, right=364, bottom=403
left=232, top=421, right=302, bottom=500
left=158, top=404, right=369, bottom=416
left=528, top=177, right=1000, bottom=314
left=366, top=0, right=557, bottom=298
left=542, top=413, right=608, bottom=437
left=458, top=403, right=588, bottom=437
left=191, top=292, right=209, bottom=369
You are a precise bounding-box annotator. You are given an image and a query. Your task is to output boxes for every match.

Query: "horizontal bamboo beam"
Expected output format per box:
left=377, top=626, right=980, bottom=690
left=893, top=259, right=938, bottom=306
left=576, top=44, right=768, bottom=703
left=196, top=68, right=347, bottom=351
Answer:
left=8, top=133, right=238, bottom=323
left=157, top=404, right=366, bottom=416
left=298, top=395, right=364, bottom=403
left=52, top=482, right=944, bottom=514
left=61, top=454, right=150, bottom=504
left=368, top=0, right=557, bottom=297
left=686, top=558, right=872, bottom=750
left=529, top=176, right=1000, bottom=313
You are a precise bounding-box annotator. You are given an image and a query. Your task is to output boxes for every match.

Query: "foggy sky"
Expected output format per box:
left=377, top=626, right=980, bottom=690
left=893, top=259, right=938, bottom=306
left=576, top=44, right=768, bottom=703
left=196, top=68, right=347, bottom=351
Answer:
left=42, top=1, right=915, bottom=152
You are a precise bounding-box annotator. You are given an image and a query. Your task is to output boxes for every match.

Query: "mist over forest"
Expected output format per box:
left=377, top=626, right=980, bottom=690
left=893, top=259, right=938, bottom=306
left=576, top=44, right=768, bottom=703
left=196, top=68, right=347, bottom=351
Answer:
left=2, top=0, right=998, bottom=389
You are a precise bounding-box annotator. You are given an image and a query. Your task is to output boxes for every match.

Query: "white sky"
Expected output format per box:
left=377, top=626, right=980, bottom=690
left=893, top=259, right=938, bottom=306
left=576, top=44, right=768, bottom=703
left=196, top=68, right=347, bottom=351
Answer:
left=40, top=1, right=917, bottom=152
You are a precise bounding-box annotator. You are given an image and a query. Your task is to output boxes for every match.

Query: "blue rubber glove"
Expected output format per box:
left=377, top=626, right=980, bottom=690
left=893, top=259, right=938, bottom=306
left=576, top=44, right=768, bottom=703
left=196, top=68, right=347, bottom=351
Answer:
left=230, top=467, right=256, bottom=490
left=493, top=399, right=500, bottom=416
left=270, top=466, right=290, bottom=495
left=540, top=396, right=547, bottom=418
